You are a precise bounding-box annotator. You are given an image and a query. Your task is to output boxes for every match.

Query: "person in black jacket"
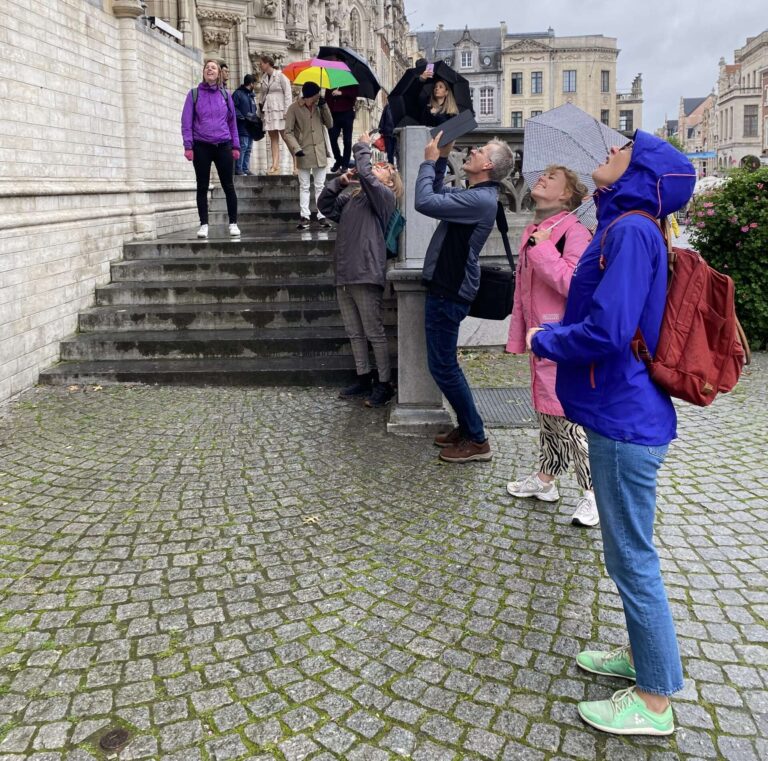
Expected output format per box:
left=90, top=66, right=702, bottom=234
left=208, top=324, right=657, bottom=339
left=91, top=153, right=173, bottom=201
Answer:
left=232, top=75, right=257, bottom=175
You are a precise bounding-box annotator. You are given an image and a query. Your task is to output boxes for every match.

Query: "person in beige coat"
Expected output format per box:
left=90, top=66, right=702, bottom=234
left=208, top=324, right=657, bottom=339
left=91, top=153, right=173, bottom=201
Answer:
left=284, top=82, right=333, bottom=229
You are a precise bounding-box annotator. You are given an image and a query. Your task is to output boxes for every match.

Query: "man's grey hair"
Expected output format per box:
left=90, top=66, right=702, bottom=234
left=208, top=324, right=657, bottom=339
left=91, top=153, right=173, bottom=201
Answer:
left=485, top=139, right=515, bottom=182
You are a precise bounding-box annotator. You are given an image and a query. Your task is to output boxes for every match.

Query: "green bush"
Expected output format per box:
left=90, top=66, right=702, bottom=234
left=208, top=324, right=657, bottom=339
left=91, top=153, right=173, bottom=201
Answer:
left=688, top=166, right=768, bottom=350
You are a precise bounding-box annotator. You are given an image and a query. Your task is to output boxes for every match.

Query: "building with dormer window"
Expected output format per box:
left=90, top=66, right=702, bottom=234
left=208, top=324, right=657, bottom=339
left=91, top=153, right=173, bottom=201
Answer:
left=408, top=24, right=641, bottom=133
left=410, top=25, right=505, bottom=127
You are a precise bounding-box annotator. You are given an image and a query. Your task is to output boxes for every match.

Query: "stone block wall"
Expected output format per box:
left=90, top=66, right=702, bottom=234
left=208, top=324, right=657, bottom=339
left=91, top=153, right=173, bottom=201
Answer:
left=0, top=0, right=203, bottom=403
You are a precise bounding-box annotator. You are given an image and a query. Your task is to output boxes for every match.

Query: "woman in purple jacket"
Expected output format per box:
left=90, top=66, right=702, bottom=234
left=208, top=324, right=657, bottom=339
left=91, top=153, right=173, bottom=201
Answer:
left=181, top=59, right=241, bottom=239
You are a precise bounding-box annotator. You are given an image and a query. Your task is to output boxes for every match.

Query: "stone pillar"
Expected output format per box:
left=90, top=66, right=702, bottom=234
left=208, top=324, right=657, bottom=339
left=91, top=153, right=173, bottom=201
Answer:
left=113, top=0, right=154, bottom=239
left=387, top=126, right=452, bottom=436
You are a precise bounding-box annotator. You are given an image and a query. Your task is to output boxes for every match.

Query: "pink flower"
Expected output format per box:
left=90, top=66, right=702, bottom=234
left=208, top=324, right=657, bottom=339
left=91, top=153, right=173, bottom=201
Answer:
left=750, top=222, right=758, bottom=228
left=703, top=202, right=714, bottom=208
left=735, top=242, right=741, bottom=249
left=729, top=216, right=739, bottom=224
left=758, top=183, right=764, bottom=189
left=697, top=222, right=706, bottom=228
left=741, top=225, right=750, bottom=232
left=706, top=209, right=715, bottom=216
left=697, top=210, right=705, bottom=217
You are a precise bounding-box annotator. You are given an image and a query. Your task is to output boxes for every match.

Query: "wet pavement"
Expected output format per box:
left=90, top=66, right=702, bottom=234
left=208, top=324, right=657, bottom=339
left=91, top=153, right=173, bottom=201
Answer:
left=0, top=351, right=767, bottom=760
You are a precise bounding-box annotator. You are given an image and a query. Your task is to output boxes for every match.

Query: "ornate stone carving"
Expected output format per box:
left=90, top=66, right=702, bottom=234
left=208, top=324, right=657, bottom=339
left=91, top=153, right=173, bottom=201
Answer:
left=260, top=0, right=278, bottom=17
left=196, top=5, right=247, bottom=53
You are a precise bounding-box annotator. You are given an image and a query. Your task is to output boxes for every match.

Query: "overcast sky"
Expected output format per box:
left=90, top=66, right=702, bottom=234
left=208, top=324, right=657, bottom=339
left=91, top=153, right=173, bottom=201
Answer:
left=403, top=0, right=766, bottom=131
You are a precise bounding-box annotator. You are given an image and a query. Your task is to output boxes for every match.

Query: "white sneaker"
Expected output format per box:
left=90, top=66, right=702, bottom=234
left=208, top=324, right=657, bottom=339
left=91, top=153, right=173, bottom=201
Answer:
left=197, top=224, right=209, bottom=238
left=229, top=223, right=241, bottom=237
left=506, top=473, right=560, bottom=502
left=572, top=491, right=600, bottom=527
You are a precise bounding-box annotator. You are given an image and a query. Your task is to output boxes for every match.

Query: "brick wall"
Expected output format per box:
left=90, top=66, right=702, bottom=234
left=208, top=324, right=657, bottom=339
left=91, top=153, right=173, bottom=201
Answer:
left=0, top=0, right=202, bottom=403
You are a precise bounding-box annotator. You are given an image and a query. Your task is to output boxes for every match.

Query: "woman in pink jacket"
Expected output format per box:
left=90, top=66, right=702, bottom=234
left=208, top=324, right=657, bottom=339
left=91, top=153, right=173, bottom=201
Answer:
left=506, top=166, right=597, bottom=527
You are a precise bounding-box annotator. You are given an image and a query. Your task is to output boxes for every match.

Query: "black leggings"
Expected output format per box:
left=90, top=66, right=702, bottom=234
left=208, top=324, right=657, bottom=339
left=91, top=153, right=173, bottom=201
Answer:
left=192, top=140, right=238, bottom=224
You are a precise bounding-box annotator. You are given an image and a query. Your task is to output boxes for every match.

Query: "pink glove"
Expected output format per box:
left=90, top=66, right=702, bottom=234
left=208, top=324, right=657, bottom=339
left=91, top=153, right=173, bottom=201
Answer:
left=184, top=149, right=193, bottom=161
left=232, top=149, right=241, bottom=160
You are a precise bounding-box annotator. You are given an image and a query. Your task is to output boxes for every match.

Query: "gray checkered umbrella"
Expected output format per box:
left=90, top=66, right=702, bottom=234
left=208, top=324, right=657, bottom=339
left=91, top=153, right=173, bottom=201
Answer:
left=523, top=103, right=630, bottom=228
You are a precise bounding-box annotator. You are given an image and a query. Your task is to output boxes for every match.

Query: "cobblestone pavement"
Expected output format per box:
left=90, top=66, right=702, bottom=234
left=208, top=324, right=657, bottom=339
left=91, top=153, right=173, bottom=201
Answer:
left=1, top=354, right=767, bottom=761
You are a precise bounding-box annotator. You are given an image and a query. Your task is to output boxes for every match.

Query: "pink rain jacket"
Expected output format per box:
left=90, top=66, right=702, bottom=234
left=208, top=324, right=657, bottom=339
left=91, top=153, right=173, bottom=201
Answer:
left=506, top=211, right=592, bottom=416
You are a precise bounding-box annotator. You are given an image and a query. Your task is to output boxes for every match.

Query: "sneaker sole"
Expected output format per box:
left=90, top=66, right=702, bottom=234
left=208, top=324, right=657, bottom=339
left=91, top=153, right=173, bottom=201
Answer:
left=577, top=706, right=673, bottom=736
left=575, top=660, right=636, bottom=682
left=439, top=452, right=493, bottom=463
left=572, top=516, right=600, bottom=527
left=505, top=485, right=560, bottom=502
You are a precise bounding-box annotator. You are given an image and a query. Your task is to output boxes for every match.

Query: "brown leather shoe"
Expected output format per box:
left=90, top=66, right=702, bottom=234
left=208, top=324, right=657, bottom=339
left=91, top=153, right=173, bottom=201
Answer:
left=433, top=426, right=462, bottom=448
left=439, top=438, right=492, bottom=463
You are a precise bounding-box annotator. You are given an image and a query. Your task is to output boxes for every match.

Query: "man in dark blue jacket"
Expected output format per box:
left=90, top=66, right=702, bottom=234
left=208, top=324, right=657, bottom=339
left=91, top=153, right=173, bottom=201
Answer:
left=232, top=75, right=257, bottom=175
left=529, top=130, right=695, bottom=736
left=416, top=135, right=514, bottom=463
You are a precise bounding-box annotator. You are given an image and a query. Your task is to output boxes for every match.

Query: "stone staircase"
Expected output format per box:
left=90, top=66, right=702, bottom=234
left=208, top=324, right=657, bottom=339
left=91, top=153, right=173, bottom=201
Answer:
left=39, top=176, right=396, bottom=387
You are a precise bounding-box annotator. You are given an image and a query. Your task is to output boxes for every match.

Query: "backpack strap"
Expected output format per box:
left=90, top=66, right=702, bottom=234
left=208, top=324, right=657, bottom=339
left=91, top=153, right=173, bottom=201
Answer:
left=191, top=85, right=232, bottom=121
left=599, top=210, right=668, bottom=363
left=496, top=202, right=515, bottom=271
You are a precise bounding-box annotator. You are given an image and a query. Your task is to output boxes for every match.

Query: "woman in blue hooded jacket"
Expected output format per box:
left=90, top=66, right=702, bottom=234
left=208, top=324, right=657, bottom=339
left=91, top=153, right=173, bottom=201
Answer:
left=529, top=130, right=695, bottom=736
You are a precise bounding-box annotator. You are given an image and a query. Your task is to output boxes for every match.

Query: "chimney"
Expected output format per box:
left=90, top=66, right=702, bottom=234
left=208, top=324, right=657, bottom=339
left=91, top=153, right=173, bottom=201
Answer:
left=500, top=21, right=507, bottom=39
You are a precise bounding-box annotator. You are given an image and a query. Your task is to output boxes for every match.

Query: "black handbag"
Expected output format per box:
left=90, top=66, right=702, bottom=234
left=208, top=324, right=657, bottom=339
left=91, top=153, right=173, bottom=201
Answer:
left=244, top=112, right=265, bottom=141
left=468, top=203, right=516, bottom=320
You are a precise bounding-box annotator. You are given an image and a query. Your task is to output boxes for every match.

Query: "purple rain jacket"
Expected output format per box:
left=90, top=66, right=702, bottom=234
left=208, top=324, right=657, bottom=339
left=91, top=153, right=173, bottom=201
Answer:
left=181, top=82, right=240, bottom=150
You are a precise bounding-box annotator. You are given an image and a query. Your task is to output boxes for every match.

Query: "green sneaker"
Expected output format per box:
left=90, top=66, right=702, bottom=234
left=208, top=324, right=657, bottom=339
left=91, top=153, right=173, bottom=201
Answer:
left=576, top=645, right=636, bottom=681
left=578, top=686, right=674, bottom=736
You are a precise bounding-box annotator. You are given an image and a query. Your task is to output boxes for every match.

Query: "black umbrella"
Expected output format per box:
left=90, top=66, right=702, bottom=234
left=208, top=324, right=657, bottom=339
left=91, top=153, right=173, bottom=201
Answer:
left=317, top=46, right=380, bottom=99
left=389, top=60, right=473, bottom=127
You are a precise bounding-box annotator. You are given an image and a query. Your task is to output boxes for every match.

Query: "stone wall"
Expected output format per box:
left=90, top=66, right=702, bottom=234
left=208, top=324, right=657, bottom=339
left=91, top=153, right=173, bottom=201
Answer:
left=0, top=0, right=202, bottom=403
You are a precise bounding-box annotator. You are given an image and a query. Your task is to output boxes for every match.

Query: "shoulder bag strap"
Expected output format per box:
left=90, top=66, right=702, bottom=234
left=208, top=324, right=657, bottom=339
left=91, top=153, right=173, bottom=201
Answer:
left=495, top=202, right=514, bottom=271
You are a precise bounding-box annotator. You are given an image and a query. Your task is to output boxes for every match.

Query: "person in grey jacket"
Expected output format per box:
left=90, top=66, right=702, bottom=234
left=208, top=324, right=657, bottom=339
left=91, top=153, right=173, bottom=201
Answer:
left=416, top=134, right=514, bottom=463
left=318, top=135, right=403, bottom=407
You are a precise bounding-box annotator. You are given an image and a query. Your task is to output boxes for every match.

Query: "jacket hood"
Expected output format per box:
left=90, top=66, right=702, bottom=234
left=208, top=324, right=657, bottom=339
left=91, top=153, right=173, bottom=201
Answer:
left=595, top=129, right=695, bottom=224
left=198, top=81, right=221, bottom=91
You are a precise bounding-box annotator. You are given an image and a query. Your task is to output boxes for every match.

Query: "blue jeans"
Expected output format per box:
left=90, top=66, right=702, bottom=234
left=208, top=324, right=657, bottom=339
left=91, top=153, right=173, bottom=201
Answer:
left=586, top=429, right=683, bottom=696
left=236, top=132, right=252, bottom=173
left=425, top=294, right=485, bottom=443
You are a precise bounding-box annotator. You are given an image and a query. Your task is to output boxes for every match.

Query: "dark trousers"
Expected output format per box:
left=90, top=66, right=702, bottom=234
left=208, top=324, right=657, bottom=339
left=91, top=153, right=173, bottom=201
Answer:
left=329, top=110, right=355, bottom=169
left=192, top=140, right=238, bottom=224
left=425, top=294, right=486, bottom=443
left=384, top=135, right=397, bottom=166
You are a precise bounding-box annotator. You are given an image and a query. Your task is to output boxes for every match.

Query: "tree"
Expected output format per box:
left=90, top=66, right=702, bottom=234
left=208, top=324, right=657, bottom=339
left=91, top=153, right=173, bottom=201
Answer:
left=688, top=167, right=768, bottom=349
left=665, top=135, right=684, bottom=152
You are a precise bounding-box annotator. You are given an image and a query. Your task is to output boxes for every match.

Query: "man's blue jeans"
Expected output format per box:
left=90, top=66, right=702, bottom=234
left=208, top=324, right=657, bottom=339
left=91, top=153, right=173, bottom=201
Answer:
left=236, top=132, right=252, bottom=173
left=425, top=294, right=485, bottom=443
left=586, top=429, right=684, bottom=696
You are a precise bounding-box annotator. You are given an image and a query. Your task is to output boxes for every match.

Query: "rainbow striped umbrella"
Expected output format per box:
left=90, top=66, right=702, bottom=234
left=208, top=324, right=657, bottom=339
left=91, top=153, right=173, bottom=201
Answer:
left=283, top=58, right=358, bottom=90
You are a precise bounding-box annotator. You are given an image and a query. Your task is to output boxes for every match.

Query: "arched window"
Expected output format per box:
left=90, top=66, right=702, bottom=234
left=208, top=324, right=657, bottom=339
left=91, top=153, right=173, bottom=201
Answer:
left=349, top=8, right=361, bottom=50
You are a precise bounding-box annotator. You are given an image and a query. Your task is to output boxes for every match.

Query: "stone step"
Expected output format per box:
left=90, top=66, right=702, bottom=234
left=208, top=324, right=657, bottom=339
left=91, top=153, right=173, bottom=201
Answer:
left=225, top=182, right=301, bottom=198
left=59, top=328, right=397, bottom=361
left=78, top=302, right=396, bottom=332
left=95, top=279, right=338, bottom=305
left=39, top=354, right=387, bottom=387
left=111, top=256, right=335, bottom=282
left=209, top=209, right=309, bottom=224
left=124, top=235, right=334, bottom=260
left=209, top=197, right=308, bottom=213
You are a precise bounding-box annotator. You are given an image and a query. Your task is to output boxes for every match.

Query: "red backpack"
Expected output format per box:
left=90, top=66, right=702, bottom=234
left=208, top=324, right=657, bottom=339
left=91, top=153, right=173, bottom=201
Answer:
left=601, top=211, right=750, bottom=407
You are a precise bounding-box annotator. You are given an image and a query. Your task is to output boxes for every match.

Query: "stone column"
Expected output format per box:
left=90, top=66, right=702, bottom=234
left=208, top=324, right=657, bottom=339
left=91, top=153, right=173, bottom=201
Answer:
left=387, top=126, right=452, bottom=436
left=113, top=0, right=154, bottom=239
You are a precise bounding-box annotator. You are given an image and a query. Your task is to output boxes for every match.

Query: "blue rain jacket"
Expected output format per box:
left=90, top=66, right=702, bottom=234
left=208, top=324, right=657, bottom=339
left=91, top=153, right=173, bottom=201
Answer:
left=531, top=130, right=695, bottom=445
